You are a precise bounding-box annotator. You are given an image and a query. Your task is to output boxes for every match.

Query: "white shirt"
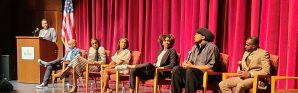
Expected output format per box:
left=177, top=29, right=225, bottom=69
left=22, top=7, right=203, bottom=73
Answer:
left=88, top=47, right=106, bottom=63
left=111, top=49, right=131, bottom=64
left=155, top=50, right=167, bottom=67
left=111, top=49, right=131, bottom=74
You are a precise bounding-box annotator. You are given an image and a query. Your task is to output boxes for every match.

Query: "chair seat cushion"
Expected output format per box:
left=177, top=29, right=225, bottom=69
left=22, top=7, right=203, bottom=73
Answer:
left=140, top=78, right=171, bottom=86
left=109, top=74, right=130, bottom=81
left=82, top=72, right=101, bottom=77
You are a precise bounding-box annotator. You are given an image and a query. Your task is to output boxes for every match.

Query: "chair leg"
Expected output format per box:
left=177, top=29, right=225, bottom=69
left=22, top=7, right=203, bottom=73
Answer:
left=62, top=62, right=66, bottom=88
left=51, top=71, right=56, bottom=87
left=153, top=84, right=157, bottom=93
left=86, top=76, right=89, bottom=92
left=271, top=76, right=276, bottom=93
left=116, top=72, right=119, bottom=93
left=94, top=78, right=97, bottom=89
left=135, top=77, right=139, bottom=93
left=116, top=80, right=119, bottom=93
left=86, top=64, right=89, bottom=92
left=100, top=77, right=103, bottom=92
left=203, top=72, right=208, bottom=93
left=52, top=75, right=56, bottom=87
left=157, top=85, right=161, bottom=93
left=153, top=68, right=159, bottom=93
left=62, top=78, right=65, bottom=88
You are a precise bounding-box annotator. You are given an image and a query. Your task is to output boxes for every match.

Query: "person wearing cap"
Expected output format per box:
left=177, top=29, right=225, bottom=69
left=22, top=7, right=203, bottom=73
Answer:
left=171, top=28, right=220, bottom=93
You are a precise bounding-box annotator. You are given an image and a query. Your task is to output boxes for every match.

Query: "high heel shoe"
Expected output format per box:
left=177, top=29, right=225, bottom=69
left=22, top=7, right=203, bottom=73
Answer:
left=107, top=88, right=113, bottom=93
left=69, top=86, right=78, bottom=93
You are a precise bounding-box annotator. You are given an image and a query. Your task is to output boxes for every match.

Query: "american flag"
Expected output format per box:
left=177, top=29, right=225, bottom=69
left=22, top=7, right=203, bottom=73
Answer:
left=61, top=0, right=74, bottom=50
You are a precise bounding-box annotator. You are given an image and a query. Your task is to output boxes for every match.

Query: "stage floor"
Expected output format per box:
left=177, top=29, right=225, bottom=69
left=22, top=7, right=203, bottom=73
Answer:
left=8, top=80, right=170, bottom=93
left=8, top=80, right=298, bottom=93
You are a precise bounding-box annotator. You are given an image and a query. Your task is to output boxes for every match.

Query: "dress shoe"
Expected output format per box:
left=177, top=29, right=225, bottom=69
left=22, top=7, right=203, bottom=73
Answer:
left=35, top=83, right=47, bottom=89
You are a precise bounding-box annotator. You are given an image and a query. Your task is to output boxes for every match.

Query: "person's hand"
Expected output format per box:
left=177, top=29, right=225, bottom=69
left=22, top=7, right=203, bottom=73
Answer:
left=60, top=58, right=66, bottom=62
left=241, top=70, right=250, bottom=78
left=238, top=70, right=250, bottom=78
left=182, top=60, right=188, bottom=67
left=237, top=70, right=244, bottom=77
left=237, top=70, right=243, bottom=74
left=183, top=61, right=193, bottom=68
left=106, top=65, right=112, bottom=69
left=107, top=64, right=115, bottom=69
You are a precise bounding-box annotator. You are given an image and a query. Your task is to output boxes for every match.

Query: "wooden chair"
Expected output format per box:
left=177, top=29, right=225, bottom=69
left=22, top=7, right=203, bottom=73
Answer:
left=222, top=54, right=279, bottom=93
left=134, top=66, right=173, bottom=93
left=271, top=76, right=298, bottom=93
left=270, top=56, right=298, bottom=93
left=198, top=53, right=229, bottom=93
left=101, top=51, right=141, bottom=93
left=51, top=49, right=88, bottom=87
left=85, top=50, right=110, bottom=92
left=135, top=53, right=180, bottom=93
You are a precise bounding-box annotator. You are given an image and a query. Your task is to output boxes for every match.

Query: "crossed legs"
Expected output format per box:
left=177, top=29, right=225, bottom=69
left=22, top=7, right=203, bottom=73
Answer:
left=219, top=77, right=254, bottom=93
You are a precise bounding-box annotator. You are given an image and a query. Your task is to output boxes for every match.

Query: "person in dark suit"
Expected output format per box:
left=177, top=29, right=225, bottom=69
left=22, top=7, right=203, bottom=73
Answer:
left=35, top=39, right=80, bottom=89
left=171, top=28, right=220, bottom=93
left=115, top=34, right=179, bottom=93
left=38, top=19, right=57, bottom=43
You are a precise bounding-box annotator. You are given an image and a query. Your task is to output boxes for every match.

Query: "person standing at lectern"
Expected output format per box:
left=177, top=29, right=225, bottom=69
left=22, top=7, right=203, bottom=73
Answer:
left=35, top=19, right=59, bottom=88
left=38, top=19, right=57, bottom=43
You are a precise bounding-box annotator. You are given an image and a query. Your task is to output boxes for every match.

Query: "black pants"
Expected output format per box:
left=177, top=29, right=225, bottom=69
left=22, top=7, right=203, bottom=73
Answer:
left=171, top=66, right=204, bottom=93
left=129, top=63, right=168, bottom=89
left=42, top=58, right=62, bottom=85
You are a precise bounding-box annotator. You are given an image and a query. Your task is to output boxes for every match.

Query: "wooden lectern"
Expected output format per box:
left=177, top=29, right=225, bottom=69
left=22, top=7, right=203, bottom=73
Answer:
left=16, top=36, right=58, bottom=84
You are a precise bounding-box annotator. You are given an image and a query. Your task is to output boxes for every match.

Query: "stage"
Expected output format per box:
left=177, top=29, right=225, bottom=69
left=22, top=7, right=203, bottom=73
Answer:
left=8, top=80, right=170, bottom=93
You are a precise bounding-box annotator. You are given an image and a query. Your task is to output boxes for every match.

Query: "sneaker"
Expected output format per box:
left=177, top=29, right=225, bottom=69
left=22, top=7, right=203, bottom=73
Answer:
left=44, top=62, right=49, bottom=67
left=37, top=59, right=49, bottom=67
left=115, top=64, right=128, bottom=70
left=36, top=83, right=47, bottom=89
left=37, top=59, right=45, bottom=67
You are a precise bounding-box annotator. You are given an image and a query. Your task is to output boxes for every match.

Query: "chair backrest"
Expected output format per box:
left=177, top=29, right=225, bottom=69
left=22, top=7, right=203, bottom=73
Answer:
left=130, top=51, right=141, bottom=65
left=220, top=53, right=229, bottom=72
left=269, top=54, right=279, bottom=76
left=83, top=49, right=110, bottom=60
left=177, top=53, right=181, bottom=65
left=105, top=50, right=111, bottom=63
left=80, top=49, right=88, bottom=58
left=105, top=50, right=110, bottom=57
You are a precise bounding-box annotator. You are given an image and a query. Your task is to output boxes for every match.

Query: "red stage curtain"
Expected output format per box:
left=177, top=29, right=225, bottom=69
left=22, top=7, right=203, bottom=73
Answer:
left=74, top=0, right=298, bottom=89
